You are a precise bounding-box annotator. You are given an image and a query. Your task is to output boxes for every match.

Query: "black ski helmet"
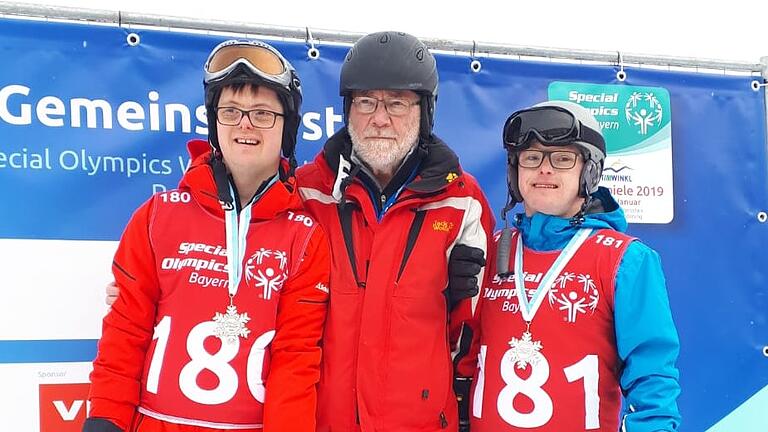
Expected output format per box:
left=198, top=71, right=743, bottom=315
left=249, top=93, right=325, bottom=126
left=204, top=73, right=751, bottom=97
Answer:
left=203, top=39, right=303, bottom=171
left=503, top=100, right=607, bottom=206
left=339, top=31, right=438, bottom=141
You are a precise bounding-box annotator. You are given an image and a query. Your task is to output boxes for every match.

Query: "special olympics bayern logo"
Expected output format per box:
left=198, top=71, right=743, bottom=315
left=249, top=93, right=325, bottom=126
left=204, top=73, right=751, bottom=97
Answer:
left=245, top=248, right=288, bottom=300
left=547, top=272, right=599, bottom=323
left=625, top=91, right=663, bottom=135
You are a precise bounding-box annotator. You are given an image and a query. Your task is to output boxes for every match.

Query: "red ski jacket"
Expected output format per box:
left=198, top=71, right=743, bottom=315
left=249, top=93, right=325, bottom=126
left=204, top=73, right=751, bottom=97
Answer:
left=297, top=130, right=494, bottom=431
left=88, top=140, right=330, bottom=431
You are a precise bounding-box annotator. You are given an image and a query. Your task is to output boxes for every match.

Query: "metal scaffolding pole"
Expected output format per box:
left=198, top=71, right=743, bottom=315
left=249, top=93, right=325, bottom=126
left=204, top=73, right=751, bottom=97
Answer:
left=1, top=1, right=765, bottom=75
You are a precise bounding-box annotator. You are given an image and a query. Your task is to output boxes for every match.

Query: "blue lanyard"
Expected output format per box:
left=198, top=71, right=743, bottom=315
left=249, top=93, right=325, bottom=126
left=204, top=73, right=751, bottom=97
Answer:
left=224, top=193, right=253, bottom=299
left=223, top=176, right=277, bottom=298
left=513, top=228, right=592, bottom=323
left=374, top=165, right=419, bottom=220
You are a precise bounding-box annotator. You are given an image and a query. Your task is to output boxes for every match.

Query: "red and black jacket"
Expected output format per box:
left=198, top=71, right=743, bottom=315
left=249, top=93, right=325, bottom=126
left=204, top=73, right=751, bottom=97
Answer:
left=298, top=129, right=494, bottom=432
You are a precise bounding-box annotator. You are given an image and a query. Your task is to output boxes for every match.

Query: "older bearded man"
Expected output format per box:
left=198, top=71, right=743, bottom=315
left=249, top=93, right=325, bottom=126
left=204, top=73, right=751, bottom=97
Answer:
left=297, top=31, right=494, bottom=432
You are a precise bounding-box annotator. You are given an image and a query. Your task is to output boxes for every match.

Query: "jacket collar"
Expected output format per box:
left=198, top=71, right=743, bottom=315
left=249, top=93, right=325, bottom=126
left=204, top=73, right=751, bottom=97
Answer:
left=514, top=187, right=627, bottom=251
left=181, top=139, right=302, bottom=220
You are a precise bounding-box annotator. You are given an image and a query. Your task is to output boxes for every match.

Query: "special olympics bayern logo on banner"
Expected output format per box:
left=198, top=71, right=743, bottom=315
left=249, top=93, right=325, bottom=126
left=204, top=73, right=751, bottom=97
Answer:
left=624, top=91, right=663, bottom=135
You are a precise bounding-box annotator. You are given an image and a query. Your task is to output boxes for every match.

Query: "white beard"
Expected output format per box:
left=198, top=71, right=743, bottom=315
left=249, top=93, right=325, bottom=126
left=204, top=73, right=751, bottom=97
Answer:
left=348, top=118, right=419, bottom=178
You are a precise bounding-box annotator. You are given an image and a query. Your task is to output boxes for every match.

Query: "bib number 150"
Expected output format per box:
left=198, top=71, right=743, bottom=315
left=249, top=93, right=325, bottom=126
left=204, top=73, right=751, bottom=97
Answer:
left=146, top=315, right=274, bottom=405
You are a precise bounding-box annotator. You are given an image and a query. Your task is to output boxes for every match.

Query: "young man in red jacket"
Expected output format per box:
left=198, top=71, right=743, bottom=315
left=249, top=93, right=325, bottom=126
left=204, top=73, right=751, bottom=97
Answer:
left=297, top=32, right=494, bottom=431
left=85, top=39, right=330, bottom=432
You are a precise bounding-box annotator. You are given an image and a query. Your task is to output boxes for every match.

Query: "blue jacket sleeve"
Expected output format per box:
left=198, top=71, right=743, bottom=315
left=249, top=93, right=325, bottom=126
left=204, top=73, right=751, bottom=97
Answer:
left=614, top=241, right=681, bottom=432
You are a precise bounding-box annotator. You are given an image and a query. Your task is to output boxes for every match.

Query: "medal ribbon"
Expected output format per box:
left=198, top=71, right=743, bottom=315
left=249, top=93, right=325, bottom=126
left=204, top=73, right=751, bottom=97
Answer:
left=513, top=228, right=592, bottom=323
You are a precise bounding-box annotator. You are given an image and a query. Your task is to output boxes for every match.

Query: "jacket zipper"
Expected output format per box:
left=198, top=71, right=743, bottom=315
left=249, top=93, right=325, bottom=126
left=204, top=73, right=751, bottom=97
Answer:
left=440, top=411, right=448, bottom=428
left=396, top=210, right=427, bottom=281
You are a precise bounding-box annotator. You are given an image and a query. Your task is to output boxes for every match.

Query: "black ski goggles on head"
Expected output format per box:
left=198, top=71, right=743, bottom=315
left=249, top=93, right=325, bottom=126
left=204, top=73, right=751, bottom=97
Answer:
left=502, top=105, right=604, bottom=150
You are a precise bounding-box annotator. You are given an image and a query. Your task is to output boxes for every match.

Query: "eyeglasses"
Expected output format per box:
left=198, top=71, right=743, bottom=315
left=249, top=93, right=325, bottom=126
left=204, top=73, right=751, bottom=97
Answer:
left=204, top=40, right=292, bottom=88
left=351, top=96, right=420, bottom=116
left=517, top=149, right=580, bottom=169
left=503, top=105, right=604, bottom=151
left=216, top=107, right=284, bottom=128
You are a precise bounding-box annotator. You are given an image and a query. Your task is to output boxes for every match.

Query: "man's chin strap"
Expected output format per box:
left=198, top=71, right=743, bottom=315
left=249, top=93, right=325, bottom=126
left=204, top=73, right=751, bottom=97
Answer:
left=210, top=151, right=234, bottom=211
left=570, top=185, right=593, bottom=227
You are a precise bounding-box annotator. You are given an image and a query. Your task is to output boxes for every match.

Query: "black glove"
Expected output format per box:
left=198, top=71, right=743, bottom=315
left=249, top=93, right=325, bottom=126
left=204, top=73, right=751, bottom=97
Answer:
left=82, top=418, right=123, bottom=432
left=447, top=244, right=486, bottom=309
left=454, top=376, right=472, bottom=432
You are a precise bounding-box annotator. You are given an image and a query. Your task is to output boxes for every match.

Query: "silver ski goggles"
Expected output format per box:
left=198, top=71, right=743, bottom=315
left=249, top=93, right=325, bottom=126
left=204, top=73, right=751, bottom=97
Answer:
left=503, top=105, right=603, bottom=150
left=204, top=40, right=293, bottom=88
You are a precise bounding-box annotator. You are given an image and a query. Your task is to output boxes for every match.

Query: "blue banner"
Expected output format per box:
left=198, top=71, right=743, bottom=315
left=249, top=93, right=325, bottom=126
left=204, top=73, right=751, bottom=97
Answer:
left=1, top=17, right=766, bottom=431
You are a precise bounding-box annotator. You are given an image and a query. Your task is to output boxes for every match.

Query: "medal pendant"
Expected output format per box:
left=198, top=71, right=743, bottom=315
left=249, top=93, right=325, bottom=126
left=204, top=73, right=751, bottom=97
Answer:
left=213, top=304, right=251, bottom=344
left=507, top=331, right=543, bottom=369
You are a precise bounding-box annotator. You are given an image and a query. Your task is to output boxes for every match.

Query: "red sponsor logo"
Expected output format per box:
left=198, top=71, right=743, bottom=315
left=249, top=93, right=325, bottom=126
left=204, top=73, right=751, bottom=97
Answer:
left=39, top=383, right=90, bottom=432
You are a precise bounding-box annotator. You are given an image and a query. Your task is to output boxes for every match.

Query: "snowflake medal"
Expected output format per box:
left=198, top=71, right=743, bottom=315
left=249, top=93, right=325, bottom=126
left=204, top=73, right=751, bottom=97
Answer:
left=213, top=304, right=251, bottom=344
left=507, top=331, right=543, bottom=369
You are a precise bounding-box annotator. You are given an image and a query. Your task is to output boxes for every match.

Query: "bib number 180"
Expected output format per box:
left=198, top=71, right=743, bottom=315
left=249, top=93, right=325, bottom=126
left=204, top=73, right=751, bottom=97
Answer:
left=146, top=315, right=274, bottom=405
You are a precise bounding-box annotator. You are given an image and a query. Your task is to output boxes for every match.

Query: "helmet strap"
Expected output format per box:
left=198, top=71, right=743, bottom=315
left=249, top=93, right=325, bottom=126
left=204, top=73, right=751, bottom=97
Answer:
left=569, top=195, right=591, bottom=227
left=209, top=152, right=234, bottom=211
left=418, top=95, right=433, bottom=142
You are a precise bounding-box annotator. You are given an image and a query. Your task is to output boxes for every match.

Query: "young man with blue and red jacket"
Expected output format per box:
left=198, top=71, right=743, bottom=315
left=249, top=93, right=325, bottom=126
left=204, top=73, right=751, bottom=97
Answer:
left=457, top=101, right=681, bottom=432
